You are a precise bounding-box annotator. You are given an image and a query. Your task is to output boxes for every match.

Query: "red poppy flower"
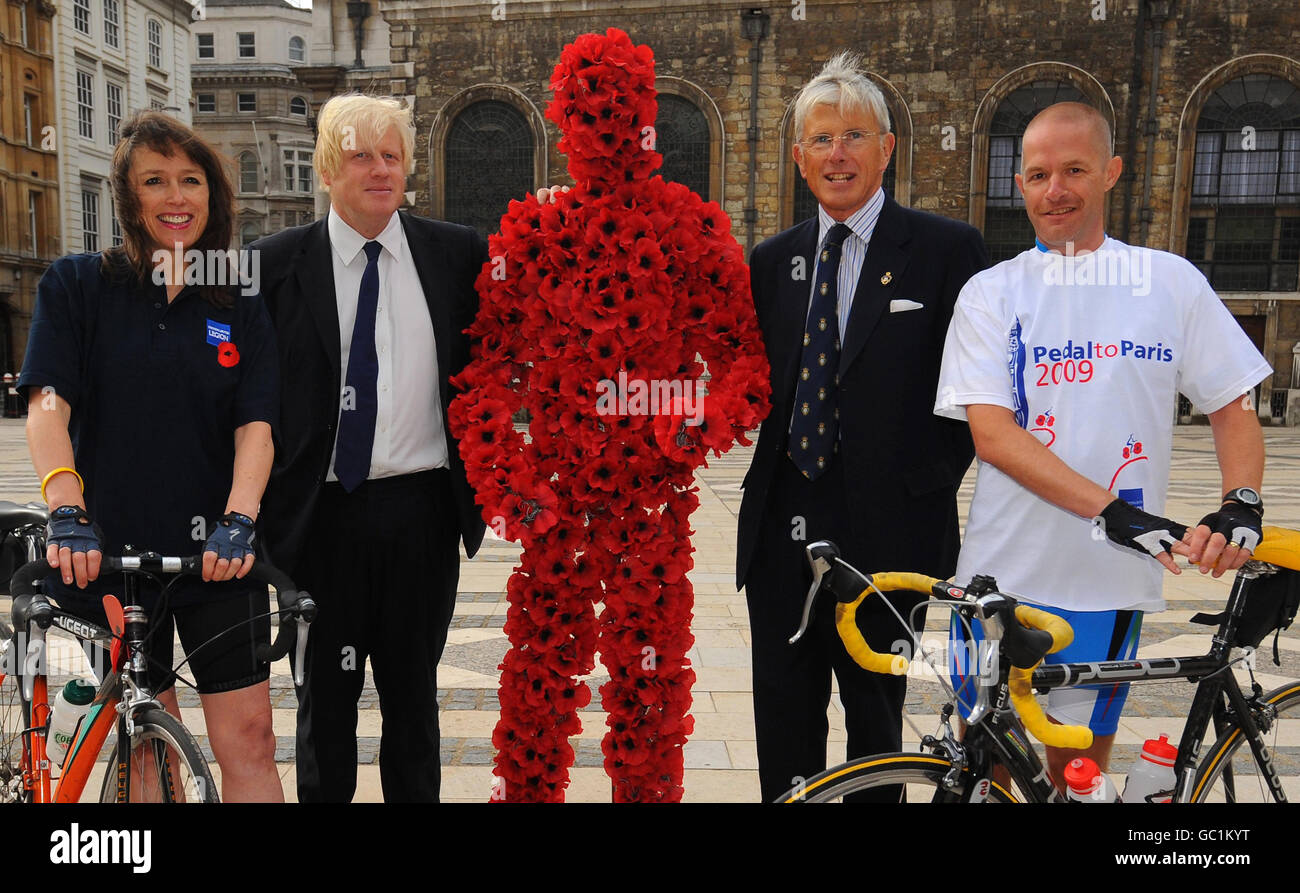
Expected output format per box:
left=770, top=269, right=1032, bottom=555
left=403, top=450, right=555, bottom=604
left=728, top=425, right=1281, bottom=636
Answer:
left=217, top=341, right=240, bottom=367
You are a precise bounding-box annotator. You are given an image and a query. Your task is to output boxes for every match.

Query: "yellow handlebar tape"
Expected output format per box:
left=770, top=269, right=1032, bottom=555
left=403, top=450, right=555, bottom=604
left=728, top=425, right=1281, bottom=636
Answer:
left=834, top=572, right=941, bottom=676
left=1006, top=605, right=1093, bottom=751
left=1254, top=526, right=1300, bottom=572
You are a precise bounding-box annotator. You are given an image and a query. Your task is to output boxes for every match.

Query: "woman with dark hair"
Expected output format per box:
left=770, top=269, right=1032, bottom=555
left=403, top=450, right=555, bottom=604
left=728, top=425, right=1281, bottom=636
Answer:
left=17, top=110, right=283, bottom=801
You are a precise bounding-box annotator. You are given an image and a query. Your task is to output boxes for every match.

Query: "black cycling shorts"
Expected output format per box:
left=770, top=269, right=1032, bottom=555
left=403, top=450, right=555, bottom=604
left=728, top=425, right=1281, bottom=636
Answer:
left=49, top=578, right=272, bottom=695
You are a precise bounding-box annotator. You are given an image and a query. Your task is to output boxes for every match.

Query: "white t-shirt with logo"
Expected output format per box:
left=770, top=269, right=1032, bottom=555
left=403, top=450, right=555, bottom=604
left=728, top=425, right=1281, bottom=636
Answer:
left=935, top=238, right=1271, bottom=612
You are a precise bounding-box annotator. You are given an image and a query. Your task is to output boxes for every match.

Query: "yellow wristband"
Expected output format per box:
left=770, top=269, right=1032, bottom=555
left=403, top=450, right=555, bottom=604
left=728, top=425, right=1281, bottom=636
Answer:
left=41, top=466, right=85, bottom=505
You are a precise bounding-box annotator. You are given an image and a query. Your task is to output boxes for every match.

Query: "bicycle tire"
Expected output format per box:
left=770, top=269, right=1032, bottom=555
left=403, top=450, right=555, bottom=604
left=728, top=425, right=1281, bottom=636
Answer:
left=777, top=752, right=1021, bottom=803
left=0, top=620, right=30, bottom=803
left=99, top=709, right=219, bottom=803
left=1190, top=681, right=1300, bottom=803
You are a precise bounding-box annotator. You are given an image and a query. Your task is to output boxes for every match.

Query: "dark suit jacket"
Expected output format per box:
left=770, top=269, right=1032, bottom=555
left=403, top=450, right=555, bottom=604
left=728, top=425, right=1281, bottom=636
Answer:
left=250, top=211, right=488, bottom=573
left=737, top=196, right=989, bottom=588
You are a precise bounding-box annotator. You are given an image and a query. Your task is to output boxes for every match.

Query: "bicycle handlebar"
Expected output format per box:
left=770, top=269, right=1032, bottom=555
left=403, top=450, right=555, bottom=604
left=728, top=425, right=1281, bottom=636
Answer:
left=7, top=554, right=316, bottom=671
left=796, top=540, right=1094, bottom=750
left=1006, top=606, right=1092, bottom=750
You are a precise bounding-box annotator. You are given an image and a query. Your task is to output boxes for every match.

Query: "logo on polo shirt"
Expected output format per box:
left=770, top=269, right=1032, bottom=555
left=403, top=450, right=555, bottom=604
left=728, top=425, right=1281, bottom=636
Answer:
left=206, top=319, right=231, bottom=346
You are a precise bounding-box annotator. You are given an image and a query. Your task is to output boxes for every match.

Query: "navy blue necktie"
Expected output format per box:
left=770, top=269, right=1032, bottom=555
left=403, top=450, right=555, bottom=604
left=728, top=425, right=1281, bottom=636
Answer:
left=334, top=240, right=383, bottom=492
left=788, top=223, right=852, bottom=481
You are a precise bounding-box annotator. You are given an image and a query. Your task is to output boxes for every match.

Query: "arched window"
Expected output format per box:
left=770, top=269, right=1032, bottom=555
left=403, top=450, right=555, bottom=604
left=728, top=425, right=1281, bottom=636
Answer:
left=1186, top=74, right=1300, bottom=292
left=444, top=101, right=533, bottom=238
left=290, top=96, right=308, bottom=116
left=289, top=36, right=305, bottom=63
left=240, top=223, right=260, bottom=247
left=655, top=94, right=711, bottom=198
left=239, top=151, right=258, bottom=194
left=983, top=81, right=1086, bottom=262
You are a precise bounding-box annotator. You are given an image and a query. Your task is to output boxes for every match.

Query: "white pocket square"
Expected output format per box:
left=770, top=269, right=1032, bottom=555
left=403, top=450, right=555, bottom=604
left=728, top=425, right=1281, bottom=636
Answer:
left=890, top=299, right=925, bottom=313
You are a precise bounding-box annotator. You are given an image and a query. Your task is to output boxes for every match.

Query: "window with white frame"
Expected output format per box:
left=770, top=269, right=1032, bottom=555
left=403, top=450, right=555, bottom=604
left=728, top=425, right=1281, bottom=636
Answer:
left=103, top=0, right=120, bottom=49
left=197, top=93, right=215, bottom=113
left=19, top=2, right=30, bottom=46
left=106, top=81, right=122, bottom=144
left=148, top=19, right=162, bottom=69
left=238, top=93, right=256, bottom=113
left=238, top=33, right=255, bottom=58
left=76, top=70, right=95, bottom=140
left=283, top=149, right=312, bottom=193
left=73, top=0, right=91, bottom=36
left=82, top=186, right=100, bottom=253
left=23, top=95, right=34, bottom=146
left=290, top=96, right=308, bottom=116
left=196, top=33, right=214, bottom=59
left=110, top=196, right=122, bottom=246
left=289, top=36, right=305, bottom=63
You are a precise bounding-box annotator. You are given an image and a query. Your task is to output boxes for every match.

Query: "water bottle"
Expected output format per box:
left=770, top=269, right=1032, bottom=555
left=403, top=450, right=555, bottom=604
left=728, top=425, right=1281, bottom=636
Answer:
left=1122, top=733, right=1177, bottom=803
left=1064, top=756, right=1120, bottom=802
left=46, top=679, right=97, bottom=769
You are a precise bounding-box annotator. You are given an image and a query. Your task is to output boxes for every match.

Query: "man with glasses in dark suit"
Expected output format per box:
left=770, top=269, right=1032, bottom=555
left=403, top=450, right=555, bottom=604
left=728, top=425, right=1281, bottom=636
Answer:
left=737, top=52, right=989, bottom=802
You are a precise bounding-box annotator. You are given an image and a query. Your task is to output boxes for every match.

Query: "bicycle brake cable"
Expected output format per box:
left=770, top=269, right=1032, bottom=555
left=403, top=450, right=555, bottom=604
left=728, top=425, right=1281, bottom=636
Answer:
left=167, top=609, right=280, bottom=680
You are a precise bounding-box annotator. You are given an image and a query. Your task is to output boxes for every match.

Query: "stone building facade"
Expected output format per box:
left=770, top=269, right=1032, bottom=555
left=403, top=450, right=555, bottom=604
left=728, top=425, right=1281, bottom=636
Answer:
left=52, top=0, right=195, bottom=260
left=191, top=0, right=315, bottom=244
left=379, top=0, right=1300, bottom=424
left=0, top=0, right=59, bottom=377
left=291, top=0, right=392, bottom=220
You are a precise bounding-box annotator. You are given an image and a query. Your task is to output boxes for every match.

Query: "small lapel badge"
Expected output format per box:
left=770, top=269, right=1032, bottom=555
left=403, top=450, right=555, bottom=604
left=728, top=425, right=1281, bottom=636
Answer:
left=880, top=271, right=893, bottom=286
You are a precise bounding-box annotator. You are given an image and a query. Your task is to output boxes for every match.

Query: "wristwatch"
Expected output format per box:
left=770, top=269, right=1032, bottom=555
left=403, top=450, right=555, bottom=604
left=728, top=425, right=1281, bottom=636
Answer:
left=1222, top=487, right=1263, bottom=517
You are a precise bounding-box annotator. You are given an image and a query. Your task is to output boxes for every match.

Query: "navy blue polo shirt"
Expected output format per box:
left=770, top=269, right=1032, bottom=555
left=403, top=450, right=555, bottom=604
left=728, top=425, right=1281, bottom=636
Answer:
left=18, top=253, right=279, bottom=605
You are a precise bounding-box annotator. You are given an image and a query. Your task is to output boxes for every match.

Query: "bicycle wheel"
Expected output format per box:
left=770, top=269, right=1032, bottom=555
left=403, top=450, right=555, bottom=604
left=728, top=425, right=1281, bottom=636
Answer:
left=1191, top=682, right=1300, bottom=803
left=777, top=752, right=1021, bottom=803
left=99, top=709, right=218, bottom=803
left=0, top=622, right=30, bottom=803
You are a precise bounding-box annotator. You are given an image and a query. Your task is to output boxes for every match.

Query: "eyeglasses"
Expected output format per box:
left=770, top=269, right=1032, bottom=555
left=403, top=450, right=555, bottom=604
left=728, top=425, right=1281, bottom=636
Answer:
left=799, top=130, right=882, bottom=156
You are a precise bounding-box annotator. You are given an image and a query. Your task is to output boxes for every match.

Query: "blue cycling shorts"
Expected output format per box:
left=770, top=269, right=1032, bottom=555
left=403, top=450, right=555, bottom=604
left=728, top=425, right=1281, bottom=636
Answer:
left=948, top=605, right=1143, bottom=737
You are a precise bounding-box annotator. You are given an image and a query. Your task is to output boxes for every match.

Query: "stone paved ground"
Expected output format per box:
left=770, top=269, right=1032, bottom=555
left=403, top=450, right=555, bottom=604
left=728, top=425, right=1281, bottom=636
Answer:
left=3, top=418, right=1299, bottom=801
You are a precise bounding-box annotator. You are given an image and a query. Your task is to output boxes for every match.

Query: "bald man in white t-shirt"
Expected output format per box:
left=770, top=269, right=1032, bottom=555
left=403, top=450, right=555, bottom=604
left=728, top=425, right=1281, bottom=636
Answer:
left=935, top=102, right=1270, bottom=788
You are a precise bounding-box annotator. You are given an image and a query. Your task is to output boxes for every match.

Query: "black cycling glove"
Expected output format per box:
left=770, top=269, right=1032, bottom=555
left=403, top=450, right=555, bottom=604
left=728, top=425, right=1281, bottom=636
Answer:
left=1195, top=502, right=1262, bottom=553
left=46, top=505, right=102, bottom=556
left=204, top=511, right=256, bottom=563
left=1096, top=498, right=1188, bottom=560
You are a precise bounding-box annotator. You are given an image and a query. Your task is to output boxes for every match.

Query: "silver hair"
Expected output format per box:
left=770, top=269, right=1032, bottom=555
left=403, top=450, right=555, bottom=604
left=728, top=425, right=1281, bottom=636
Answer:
left=792, top=51, right=892, bottom=139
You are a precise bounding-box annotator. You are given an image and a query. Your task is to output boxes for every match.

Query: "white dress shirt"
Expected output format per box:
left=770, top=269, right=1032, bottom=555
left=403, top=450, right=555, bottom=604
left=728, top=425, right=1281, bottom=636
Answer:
left=327, top=208, right=448, bottom=481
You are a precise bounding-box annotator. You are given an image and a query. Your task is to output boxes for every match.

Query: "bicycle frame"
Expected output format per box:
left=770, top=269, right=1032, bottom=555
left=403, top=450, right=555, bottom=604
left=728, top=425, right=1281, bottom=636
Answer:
left=4, top=551, right=313, bottom=804
left=3, top=600, right=126, bottom=802
left=932, top=566, right=1287, bottom=803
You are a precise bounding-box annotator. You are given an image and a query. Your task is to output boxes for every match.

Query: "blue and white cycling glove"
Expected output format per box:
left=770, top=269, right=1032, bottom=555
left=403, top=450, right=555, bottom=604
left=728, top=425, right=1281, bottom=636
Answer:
left=204, top=511, right=257, bottom=563
left=1096, top=498, right=1188, bottom=560
left=46, top=505, right=102, bottom=556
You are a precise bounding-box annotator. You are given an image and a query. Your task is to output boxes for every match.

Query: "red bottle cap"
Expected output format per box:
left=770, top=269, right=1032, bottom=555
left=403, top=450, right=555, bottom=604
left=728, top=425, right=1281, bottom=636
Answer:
left=1141, top=733, right=1178, bottom=767
left=1063, top=756, right=1101, bottom=794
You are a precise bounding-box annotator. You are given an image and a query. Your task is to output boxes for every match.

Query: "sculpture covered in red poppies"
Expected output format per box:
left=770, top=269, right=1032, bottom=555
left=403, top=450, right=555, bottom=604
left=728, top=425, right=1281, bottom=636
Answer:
left=449, top=27, right=770, bottom=802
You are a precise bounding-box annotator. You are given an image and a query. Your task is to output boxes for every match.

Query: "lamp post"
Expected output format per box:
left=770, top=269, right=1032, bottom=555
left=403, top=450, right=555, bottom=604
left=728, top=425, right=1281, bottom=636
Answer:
left=740, top=8, right=770, bottom=255
left=346, top=0, right=370, bottom=70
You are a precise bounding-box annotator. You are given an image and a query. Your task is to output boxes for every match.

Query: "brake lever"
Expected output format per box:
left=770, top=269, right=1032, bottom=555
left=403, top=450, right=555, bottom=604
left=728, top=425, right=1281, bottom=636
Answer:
left=293, top=616, right=309, bottom=686
left=789, top=540, right=837, bottom=645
